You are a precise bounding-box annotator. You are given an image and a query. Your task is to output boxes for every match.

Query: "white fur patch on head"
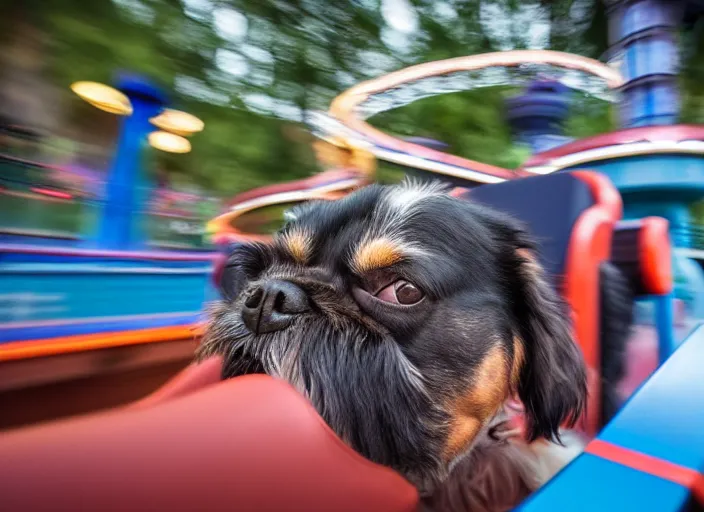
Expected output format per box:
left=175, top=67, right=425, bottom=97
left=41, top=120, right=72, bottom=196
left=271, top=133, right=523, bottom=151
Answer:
left=283, top=200, right=323, bottom=225
left=385, top=178, right=449, bottom=215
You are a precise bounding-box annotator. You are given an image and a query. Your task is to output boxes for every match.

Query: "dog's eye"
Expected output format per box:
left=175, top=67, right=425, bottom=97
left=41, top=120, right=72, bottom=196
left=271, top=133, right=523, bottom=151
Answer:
left=376, top=280, right=423, bottom=305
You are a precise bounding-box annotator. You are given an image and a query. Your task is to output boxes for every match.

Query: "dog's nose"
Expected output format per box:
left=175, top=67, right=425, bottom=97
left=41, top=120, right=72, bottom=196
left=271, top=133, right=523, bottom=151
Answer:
left=241, top=280, right=310, bottom=334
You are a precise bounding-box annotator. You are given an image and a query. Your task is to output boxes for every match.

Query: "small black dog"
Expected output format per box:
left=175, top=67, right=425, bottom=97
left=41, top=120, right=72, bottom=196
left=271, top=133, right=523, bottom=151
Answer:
left=198, top=180, right=587, bottom=504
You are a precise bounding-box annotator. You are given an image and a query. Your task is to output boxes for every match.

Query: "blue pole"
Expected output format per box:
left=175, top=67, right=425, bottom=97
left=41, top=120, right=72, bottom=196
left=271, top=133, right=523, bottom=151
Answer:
left=95, top=75, right=167, bottom=250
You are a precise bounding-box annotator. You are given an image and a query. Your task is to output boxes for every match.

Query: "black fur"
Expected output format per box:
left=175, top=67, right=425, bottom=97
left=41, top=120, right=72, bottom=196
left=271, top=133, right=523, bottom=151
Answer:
left=199, top=182, right=587, bottom=493
left=599, top=263, right=634, bottom=424
left=509, top=246, right=586, bottom=443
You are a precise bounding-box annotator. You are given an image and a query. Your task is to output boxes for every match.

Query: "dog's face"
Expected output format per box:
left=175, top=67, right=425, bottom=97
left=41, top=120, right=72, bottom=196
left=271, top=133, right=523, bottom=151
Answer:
left=199, top=181, right=586, bottom=493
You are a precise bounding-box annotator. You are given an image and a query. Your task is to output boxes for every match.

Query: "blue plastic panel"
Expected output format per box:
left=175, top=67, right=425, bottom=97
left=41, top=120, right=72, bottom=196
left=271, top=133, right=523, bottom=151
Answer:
left=598, top=325, right=704, bottom=471
left=0, top=270, right=210, bottom=322
left=0, top=250, right=215, bottom=342
left=516, top=453, right=691, bottom=511
left=517, top=325, right=704, bottom=511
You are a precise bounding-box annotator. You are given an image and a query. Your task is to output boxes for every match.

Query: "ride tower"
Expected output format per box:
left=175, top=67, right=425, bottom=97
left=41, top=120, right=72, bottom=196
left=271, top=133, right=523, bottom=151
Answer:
left=520, top=0, right=704, bottom=319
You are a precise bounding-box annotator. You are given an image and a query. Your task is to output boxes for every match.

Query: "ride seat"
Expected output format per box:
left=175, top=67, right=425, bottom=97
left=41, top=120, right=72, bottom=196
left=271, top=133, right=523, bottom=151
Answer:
left=463, top=172, right=598, bottom=283
left=605, top=217, right=674, bottom=418
left=0, top=362, right=418, bottom=512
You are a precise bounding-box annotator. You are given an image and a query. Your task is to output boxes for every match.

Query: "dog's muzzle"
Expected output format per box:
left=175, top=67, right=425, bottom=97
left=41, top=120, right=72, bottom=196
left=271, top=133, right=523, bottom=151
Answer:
left=241, top=280, right=310, bottom=334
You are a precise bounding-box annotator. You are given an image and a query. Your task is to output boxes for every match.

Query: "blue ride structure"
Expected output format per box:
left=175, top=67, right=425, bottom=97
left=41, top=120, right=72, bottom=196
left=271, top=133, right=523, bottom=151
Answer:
left=0, top=75, right=214, bottom=427
left=1, top=75, right=215, bottom=344
left=518, top=0, right=704, bottom=326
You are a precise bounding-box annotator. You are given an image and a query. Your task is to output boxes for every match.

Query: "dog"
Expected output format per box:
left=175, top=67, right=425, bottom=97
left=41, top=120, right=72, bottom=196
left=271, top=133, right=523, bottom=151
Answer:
left=198, top=180, right=588, bottom=508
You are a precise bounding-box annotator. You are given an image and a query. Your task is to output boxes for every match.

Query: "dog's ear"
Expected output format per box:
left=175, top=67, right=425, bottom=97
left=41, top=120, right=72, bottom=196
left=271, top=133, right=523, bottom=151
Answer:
left=508, top=243, right=587, bottom=443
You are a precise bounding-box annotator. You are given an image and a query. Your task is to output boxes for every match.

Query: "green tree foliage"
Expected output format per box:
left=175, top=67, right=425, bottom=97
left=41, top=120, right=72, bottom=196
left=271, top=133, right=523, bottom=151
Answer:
left=370, top=87, right=530, bottom=170
left=4, top=0, right=701, bottom=199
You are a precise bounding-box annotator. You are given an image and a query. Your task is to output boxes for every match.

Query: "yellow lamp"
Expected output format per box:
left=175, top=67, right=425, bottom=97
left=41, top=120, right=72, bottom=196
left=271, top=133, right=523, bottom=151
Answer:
left=313, top=139, right=348, bottom=168
left=349, top=146, right=376, bottom=175
left=150, top=109, right=205, bottom=136
left=70, top=81, right=133, bottom=116
left=313, top=139, right=375, bottom=175
left=148, top=131, right=192, bottom=153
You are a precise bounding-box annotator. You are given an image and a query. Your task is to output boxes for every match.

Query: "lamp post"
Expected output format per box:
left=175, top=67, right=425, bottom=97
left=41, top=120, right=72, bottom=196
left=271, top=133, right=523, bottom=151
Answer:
left=71, top=74, right=203, bottom=251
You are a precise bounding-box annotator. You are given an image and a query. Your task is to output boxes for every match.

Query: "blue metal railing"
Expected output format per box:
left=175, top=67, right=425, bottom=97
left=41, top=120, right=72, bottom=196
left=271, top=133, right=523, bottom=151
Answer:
left=667, top=223, right=704, bottom=251
left=1, top=154, right=214, bottom=249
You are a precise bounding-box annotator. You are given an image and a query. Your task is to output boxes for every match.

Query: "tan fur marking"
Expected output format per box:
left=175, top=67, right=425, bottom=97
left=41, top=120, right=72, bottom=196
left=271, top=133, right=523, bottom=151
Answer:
left=444, top=417, right=482, bottom=464
left=352, top=237, right=403, bottom=273
left=516, top=248, right=541, bottom=276
left=280, top=229, right=312, bottom=264
left=510, top=336, right=525, bottom=392
left=444, top=346, right=512, bottom=462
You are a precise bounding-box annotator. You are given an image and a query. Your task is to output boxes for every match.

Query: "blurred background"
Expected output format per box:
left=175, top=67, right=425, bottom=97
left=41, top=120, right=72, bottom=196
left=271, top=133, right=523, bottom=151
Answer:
left=3, top=0, right=704, bottom=429
left=3, top=0, right=704, bottom=245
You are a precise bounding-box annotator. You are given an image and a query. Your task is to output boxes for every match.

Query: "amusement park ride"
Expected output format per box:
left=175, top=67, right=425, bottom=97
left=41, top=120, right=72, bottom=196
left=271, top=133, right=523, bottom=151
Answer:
left=0, top=75, right=215, bottom=425
left=3, top=0, right=704, bottom=510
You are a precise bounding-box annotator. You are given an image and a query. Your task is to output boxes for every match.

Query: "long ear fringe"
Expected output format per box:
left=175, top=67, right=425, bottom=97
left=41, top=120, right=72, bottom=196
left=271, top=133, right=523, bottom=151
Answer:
left=512, top=249, right=588, bottom=444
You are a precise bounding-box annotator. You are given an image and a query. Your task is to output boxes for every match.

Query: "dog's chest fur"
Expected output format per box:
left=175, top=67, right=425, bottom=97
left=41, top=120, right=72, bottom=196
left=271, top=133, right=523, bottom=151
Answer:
left=423, top=428, right=585, bottom=512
